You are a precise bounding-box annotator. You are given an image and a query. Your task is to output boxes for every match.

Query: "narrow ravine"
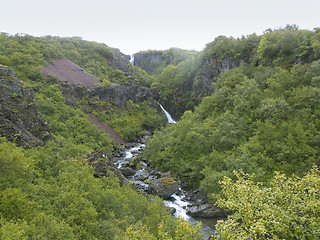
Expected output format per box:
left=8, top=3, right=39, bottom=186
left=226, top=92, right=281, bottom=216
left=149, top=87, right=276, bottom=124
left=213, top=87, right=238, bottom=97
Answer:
left=112, top=143, right=220, bottom=239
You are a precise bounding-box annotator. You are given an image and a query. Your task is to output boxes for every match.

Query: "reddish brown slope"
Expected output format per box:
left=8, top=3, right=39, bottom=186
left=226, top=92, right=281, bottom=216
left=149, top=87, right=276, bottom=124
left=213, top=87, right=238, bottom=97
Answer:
left=42, top=59, right=124, bottom=143
left=42, top=58, right=100, bottom=88
left=89, top=115, right=124, bottom=144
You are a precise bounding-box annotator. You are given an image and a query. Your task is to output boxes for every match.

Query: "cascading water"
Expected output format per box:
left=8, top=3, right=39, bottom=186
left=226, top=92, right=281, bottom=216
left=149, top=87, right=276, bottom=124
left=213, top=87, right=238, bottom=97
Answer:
left=158, top=103, right=176, bottom=124
left=112, top=143, right=218, bottom=239
left=130, top=55, right=135, bottom=65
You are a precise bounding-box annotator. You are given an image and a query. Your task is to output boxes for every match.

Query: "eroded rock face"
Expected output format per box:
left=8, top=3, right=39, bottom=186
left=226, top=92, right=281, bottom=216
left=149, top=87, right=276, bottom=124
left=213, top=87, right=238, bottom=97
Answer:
left=0, top=65, right=53, bottom=148
left=42, top=59, right=101, bottom=88
left=148, top=177, right=179, bottom=200
left=91, top=83, right=158, bottom=107
left=110, top=49, right=134, bottom=75
left=204, top=58, right=242, bottom=80
left=133, top=52, right=164, bottom=74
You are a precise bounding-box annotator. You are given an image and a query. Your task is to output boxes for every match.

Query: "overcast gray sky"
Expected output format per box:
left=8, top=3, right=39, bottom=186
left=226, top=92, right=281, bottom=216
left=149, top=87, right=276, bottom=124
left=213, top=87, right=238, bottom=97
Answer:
left=1, top=0, right=319, bottom=55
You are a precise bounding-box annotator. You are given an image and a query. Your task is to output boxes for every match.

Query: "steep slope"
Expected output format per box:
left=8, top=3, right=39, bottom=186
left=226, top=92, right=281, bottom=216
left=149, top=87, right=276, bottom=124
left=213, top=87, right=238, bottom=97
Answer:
left=146, top=27, right=320, bottom=196
left=42, top=58, right=101, bottom=88
left=0, top=65, right=53, bottom=148
left=88, top=114, right=124, bottom=144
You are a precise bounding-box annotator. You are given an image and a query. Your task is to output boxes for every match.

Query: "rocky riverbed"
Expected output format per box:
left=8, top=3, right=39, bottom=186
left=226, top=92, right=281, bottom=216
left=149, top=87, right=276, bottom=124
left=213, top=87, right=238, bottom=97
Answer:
left=111, top=142, right=228, bottom=238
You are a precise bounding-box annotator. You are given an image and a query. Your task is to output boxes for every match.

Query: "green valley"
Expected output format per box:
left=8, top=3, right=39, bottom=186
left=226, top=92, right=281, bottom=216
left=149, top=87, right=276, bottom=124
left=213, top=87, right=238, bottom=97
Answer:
left=1, top=25, right=320, bottom=239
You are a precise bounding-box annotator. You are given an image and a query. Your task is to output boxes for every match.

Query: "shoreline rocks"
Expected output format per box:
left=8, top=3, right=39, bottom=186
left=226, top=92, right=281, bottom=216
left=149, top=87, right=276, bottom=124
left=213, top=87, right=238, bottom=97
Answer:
left=110, top=142, right=229, bottom=218
left=187, top=204, right=229, bottom=218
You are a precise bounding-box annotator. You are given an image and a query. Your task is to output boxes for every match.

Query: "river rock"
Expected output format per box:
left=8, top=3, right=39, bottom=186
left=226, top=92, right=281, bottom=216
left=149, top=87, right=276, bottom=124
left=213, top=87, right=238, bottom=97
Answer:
left=148, top=177, right=179, bottom=200
left=135, top=169, right=149, bottom=181
left=187, top=203, right=228, bottom=218
left=120, top=161, right=130, bottom=168
left=166, top=206, right=176, bottom=215
left=86, top=151, right=129, bottom=186
left=120, top=167, right=136, bottom=176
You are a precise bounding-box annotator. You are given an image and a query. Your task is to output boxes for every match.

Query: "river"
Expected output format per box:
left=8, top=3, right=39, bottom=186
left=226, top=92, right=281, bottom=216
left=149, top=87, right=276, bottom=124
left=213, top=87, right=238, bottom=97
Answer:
left=112, top=143, right=220, bottom=239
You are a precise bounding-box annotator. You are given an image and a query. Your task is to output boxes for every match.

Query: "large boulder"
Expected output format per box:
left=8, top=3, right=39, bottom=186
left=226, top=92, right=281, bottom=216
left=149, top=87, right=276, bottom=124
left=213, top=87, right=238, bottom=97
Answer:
left=120, top=167, right=136, bottom=176
left=187, top=203, right=229, bottom=218
left=148, top=177, right=179, bottom=200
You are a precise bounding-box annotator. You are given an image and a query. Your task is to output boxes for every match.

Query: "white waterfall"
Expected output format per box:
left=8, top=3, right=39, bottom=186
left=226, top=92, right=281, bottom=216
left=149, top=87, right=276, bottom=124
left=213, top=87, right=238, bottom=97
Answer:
left=130, top=55, right=135, bottom=65
left=158, top=103, right=176, bottom=124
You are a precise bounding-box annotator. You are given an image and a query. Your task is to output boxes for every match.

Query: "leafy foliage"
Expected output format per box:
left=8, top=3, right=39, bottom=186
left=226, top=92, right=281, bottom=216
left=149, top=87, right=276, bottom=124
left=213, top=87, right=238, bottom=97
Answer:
left=146, top=27, right=320, bottom=195
left=0, top=33, right=153, bottom=86
left=0, top=32, right=165, bottom=144
left=215, top=167, right=320, bottom=239
left=0, top=138, right=203, bottom=239
left=0, top=33, right=203, bottom=239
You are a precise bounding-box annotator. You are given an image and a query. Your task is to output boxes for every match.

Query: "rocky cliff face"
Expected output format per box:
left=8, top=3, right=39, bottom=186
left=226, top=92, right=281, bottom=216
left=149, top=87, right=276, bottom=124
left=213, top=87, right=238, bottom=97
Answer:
left=133, top=52, right=164, bottom=74
left=42, top=58, right=158, bottom=108
left=110, top=49, right=134, bottom=76
left=159, top=74, right=214, bottom=119
left=91, top=83, right=158, bottom=107
left=60, top=81, right=158, bottom=108
left=0, top=65, right=53, bottom=148
left=203, top=58, right=243, bottom=80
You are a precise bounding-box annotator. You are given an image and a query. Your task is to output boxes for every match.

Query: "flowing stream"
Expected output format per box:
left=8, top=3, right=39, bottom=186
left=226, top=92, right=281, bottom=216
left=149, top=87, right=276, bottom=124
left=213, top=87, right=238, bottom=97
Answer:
left=112, top=143, right=218, bottom=239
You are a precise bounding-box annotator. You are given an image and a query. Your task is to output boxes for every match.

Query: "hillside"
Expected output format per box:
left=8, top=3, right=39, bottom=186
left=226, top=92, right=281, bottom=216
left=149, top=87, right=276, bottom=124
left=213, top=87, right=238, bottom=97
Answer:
left=144, top=26, right=320, bottom=238
left=42, top=58, right=101, bottom=88
left=146, top=26, right=320, bottom=204
left=0, top=34, right=201, bottom=239
left=0, top=65, right=53, bottom=148
left=1, top=26, right=320, bottom=239
left=147, top=26, right=320, bottom=189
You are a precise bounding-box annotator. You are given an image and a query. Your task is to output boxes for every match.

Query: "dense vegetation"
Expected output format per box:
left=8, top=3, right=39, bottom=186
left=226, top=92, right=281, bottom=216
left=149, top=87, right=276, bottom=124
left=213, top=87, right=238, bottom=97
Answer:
left=215, top=167, right=320, bottom=239
left=1, top=25, right=320, bottom=239
left=134, top=48, right=195, bottom=76
left=0, top=34, right=200, bottom=239
left=0, top=138, right=205, bottom=239
left=146, top=26, right=320, bottom=191
left=0, top=33, right=166, bottom=142
left=146, top=26, right=320, bottom=237
left=0, top=33, right=154, bottom=86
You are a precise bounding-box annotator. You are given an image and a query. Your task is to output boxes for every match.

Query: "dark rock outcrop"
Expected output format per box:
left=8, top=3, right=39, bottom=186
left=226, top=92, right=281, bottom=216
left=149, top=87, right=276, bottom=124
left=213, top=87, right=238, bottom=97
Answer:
left=0, top=65, right=53, bottom=148
left=187, top=204, right=228, bottom=218
left=148, top=177, right=179, bottom=200
left=203, top=58, right=242, bottom=80
left=133, top=52, right=164, bottom=74
left=60, top=80, right=158, bottom=108
left=85, top=150, right=129, bottom=186
left=120, top=167, right=136, bottom=176
left=110, top=49, right=134, bottom=75
left=91, top=82, right=158, bottom=107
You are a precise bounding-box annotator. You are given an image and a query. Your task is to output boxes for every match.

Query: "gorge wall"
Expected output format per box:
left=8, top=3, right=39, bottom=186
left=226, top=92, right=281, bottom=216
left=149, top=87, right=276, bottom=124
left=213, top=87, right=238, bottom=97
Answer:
left=0, top=65, right=53, bottom=148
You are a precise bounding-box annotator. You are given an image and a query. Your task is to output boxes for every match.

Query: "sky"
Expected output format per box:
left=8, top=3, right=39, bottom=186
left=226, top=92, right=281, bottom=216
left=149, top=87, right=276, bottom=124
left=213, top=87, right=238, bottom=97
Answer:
left=1, top=0, right=320, bottom=55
